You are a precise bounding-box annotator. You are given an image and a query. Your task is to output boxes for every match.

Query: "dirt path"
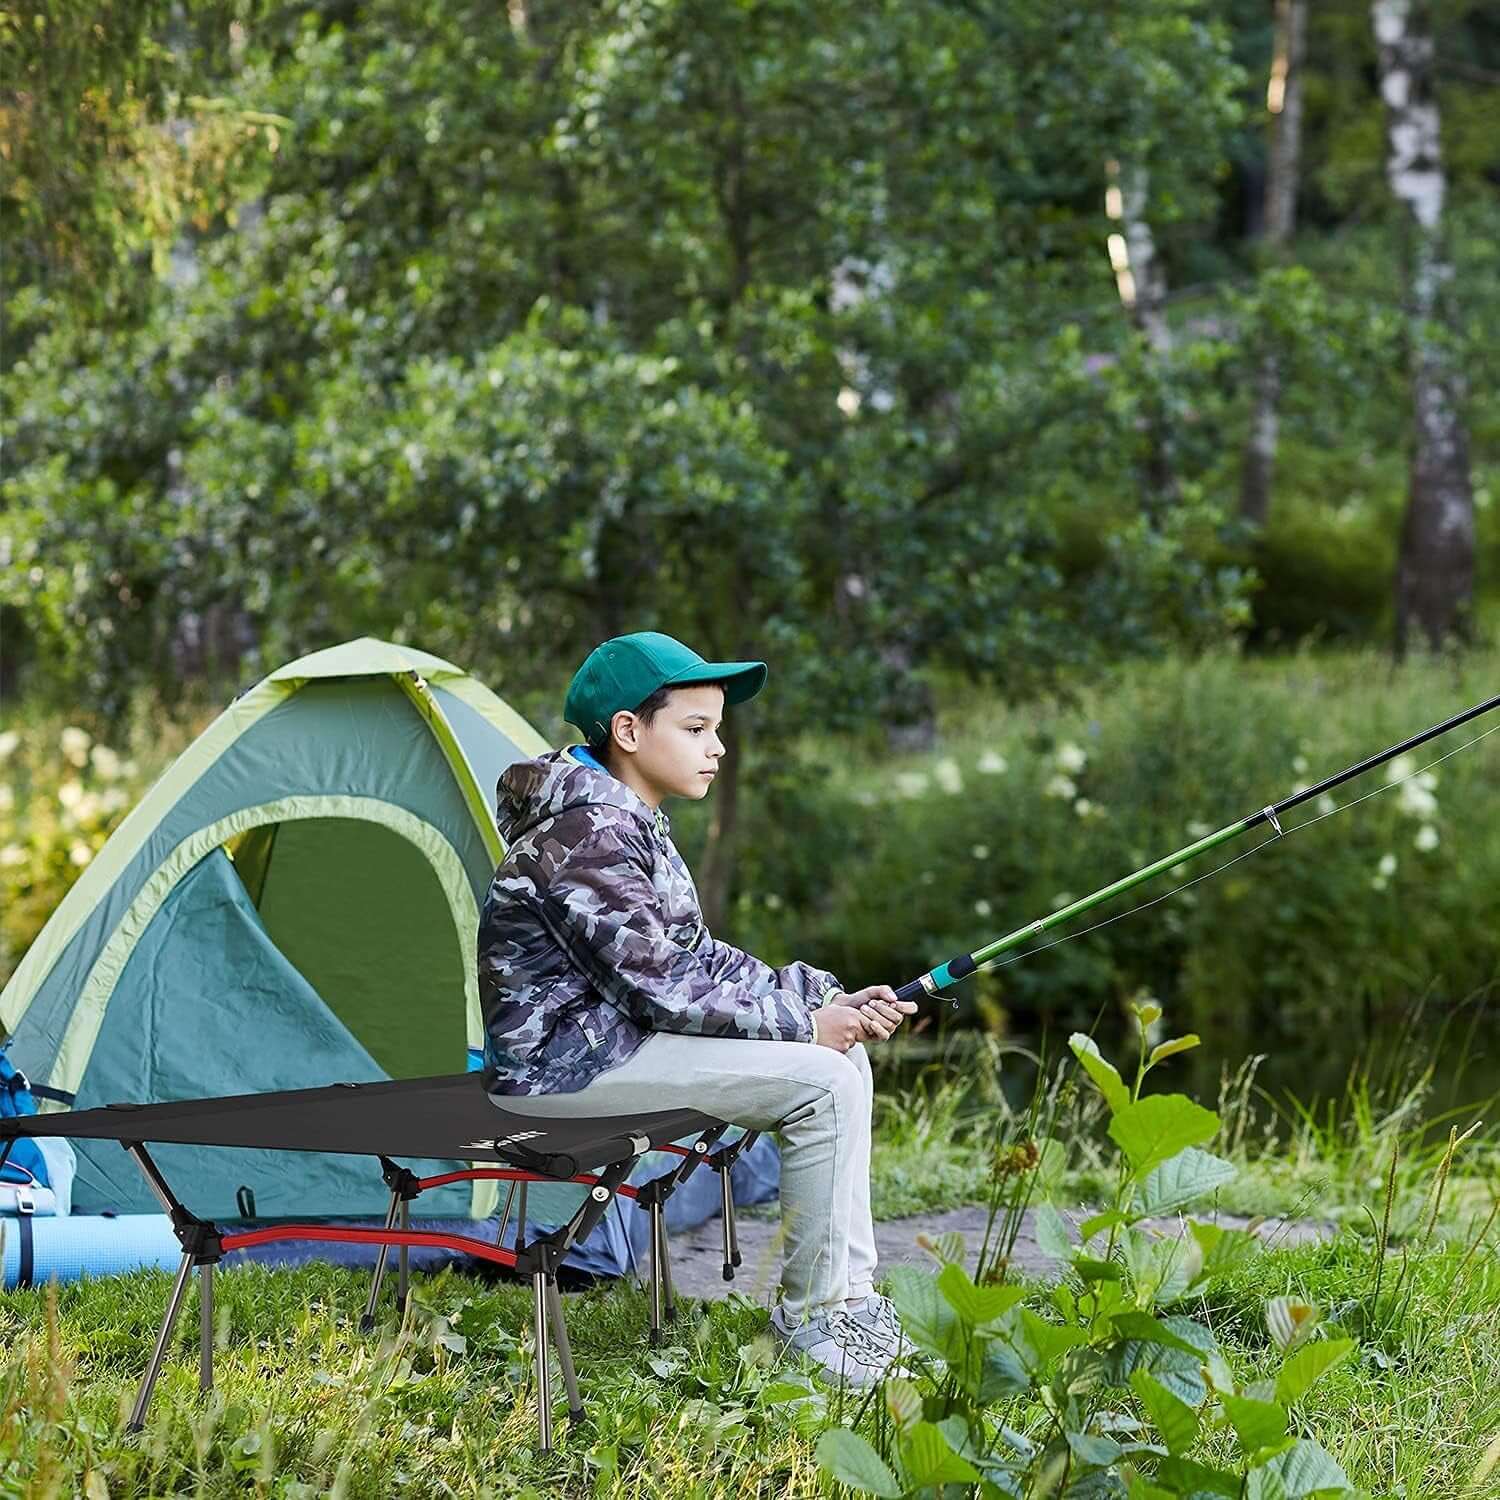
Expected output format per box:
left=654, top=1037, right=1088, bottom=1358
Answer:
left=659, top=1205, right=1334, bottom=1305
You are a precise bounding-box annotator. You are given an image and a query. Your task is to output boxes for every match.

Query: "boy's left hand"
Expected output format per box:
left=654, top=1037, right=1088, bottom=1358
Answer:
left=835, top=985, right=918, bottom=1042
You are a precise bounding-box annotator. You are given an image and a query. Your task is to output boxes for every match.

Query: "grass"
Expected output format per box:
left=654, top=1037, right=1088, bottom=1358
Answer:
left=3, top=1042, right=1496, bottom=1498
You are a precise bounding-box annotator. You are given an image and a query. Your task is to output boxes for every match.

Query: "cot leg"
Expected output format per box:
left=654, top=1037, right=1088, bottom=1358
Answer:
left=360, top=1191, right=401, bottom=1333
left=727, top=1183, right=742, bottom=1271
left=719, top=1167, right=735, bottom=1282
left=648, top=1199, right=665, bottom=1345
left=396, top=1200, right=410, bottom=1313
left=495, top=1180, right=517, bottom=1248
left=532, top=1269, right=553, bottom=1452
left=516, top=1182, right=529, bottom=1254
left=128, top=1251, right=196, bottom=1432
left=544, top=1274, right=584, bottom=1426
left=199, top=1262, right=214, bottom=1392
left=659, top=1206, right=677, bottom=1323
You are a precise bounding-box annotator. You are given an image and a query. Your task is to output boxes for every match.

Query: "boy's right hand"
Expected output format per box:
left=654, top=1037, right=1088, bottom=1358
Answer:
left=812, top=1005, right=867, bottom=1052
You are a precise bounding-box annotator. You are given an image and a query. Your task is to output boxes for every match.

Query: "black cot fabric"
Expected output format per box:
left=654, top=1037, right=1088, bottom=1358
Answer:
left=0, top=1072, right=721, bottom=1179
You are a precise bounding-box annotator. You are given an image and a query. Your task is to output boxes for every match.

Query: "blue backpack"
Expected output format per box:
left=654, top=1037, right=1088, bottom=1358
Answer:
left=1, top=1042, right=75, bottom=1214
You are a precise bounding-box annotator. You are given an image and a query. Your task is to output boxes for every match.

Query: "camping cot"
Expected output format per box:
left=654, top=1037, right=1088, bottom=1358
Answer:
left=0, top=1072, right=764, bottom=1450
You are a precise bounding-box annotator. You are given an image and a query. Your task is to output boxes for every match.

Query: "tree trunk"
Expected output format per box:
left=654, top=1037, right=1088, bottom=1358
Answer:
left=1106, top=162, right=1176, bottom=508
left=1239, top=0, right=1306, bottom=527
left=695, top=709, right=742, bottom=934
left=1372, top=0, right=1475, bottom=653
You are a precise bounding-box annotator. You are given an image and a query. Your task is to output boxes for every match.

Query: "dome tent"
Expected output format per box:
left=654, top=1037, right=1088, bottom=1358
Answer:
left=1, top=638, right=548, bottom=1223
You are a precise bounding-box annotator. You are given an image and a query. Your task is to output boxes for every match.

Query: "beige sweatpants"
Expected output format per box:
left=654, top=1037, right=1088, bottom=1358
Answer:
left=492, top=1035, right=878, bottom=1323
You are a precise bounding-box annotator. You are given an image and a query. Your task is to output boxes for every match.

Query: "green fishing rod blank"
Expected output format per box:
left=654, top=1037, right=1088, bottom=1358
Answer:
left=893, top=690, right=1500, bottom=1008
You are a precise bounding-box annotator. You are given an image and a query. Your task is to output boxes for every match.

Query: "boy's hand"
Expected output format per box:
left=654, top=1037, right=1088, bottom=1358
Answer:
left=839, top=985, right=918, bottom=1043
left=812, top=1004, right=867, bottom=1052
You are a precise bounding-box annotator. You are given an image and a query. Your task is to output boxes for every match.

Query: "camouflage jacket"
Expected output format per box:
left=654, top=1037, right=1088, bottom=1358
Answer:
left=478, top=747, right=844, bottom=1096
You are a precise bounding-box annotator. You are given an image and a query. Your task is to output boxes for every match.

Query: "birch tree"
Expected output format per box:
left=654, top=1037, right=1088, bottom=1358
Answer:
left=1239, top=0, right=1307, bottom=526
left=1371, top=0, right=1476, bottom=652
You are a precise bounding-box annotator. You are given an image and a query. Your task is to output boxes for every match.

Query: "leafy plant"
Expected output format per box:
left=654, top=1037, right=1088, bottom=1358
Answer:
left=816, top=1011, right=1359, bottom=1497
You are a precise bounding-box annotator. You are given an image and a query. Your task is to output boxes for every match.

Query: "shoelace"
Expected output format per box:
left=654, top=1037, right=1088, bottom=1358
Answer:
left=821, top=1308, right=897, bottom=1365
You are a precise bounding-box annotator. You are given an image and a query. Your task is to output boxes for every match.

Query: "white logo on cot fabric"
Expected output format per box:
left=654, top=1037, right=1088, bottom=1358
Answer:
left=463, top=1130, right=546, bottom=1152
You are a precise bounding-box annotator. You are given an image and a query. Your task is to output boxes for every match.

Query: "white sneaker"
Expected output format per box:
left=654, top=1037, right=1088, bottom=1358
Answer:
left=844, top=1294, right=905, bottom=1356
left=770, top=1304, right=906, bottom=1389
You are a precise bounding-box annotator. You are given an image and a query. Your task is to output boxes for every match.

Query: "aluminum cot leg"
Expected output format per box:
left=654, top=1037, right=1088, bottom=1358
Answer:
left=659, top=1204, right=677, bottom=1323
left=543, top=1274, right=584, bottom=1426
left=397, top=1200, right=410, bottom=1312
left=128, top=1251, right=197, bottom=1431
left=531, top=1270, right=553, bottom=1452
left=199, top=1263, right=214, bottom=1392
left=647, top=1198, right=665, bottom=1345
left=361, top=1191, right=402, bottom=1332
left=719, top=1167, right=736, bottom=1281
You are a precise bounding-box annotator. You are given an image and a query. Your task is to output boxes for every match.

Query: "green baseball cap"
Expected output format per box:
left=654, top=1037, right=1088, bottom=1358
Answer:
left=564, top=631, right=767, bottom=742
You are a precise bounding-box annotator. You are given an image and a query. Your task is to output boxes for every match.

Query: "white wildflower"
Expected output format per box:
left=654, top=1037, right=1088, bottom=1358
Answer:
left=58, top=780, right=84, bottom=810
left=0, top=844, right=26, bottom=867
left=1074, top=798, right=1093, bottom=817
left=1397, top=780, right=1438, bottom=819
left=933, top=758, right=964, bottom=795
left=0, top=730, right=19, bottom=760
left=1044, top=773, right=1077, bottom=801
left=89, top=745, right=123, bottom=780
left=1414, top=824, right=1440, bottom=853
left=970, top=843, right=990, bottom=860
left=974, top=899, right=993, bottom=918
left=976, top=750, right=1008, bottom=775
left=60, top=726, right=91, bottom=766
left=1384, top=754, right=1416, bottom=785
left=69, top=841, right=92, bottom=867
left=74, top=792, right=101, bottom=824
left=1056, top=742, right=1088, bottom=774
left=1377, top=852, right=1397, bottom=879
left=894, top=771, right=929, bottom=798
left=1186, top=820, right=1212, bottom=839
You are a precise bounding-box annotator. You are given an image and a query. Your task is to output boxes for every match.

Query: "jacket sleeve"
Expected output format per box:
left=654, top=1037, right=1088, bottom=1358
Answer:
left=697, top=935, right=843, bottom=1015
left=539, top=826, right=823, bottom=1043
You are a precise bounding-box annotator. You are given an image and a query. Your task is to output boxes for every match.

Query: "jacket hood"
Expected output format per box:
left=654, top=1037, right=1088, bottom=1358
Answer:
left=496, top=748, right=665, bottom=844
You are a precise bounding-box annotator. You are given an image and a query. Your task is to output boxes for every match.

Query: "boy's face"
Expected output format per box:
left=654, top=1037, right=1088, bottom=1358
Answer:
left=610, top=684, right=727, bottom=806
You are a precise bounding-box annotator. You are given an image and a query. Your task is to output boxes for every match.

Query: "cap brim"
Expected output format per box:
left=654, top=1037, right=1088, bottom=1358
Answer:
left=667, top=659, right=767, bottom=706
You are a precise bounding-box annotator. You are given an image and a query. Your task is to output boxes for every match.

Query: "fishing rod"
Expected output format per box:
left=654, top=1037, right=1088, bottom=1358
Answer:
left=893, top=691, right=1500, bottom=1009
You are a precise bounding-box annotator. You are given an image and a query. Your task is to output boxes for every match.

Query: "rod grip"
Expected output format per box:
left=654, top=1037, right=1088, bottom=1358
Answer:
left=893, top=979, right=928, bottom=1005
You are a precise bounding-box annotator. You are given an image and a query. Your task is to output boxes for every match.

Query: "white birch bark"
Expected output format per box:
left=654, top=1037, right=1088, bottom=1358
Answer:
left=1372, top=0, right=1475, bottom=652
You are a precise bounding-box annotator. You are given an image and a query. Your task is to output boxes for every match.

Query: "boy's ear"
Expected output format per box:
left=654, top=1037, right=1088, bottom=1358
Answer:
left=609, top=709, right=640, bottom=755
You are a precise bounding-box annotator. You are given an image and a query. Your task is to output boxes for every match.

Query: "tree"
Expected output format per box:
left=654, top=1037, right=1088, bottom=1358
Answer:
left=1239, top=0, right=1307, bottom=526
left=1371, top=0, right=1476, bottom=653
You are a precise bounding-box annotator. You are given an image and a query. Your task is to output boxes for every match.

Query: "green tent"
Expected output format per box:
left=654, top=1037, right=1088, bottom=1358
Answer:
left=1, top=639, right=549, bottom=1221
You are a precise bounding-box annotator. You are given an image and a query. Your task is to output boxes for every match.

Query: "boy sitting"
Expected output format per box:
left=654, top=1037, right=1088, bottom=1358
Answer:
left=478, top=631, right=917, bottom=1385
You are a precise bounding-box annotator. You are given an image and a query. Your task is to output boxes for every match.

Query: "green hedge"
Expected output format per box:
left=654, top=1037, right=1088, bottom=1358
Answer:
left=695, top=646, right=1500, bottom=1053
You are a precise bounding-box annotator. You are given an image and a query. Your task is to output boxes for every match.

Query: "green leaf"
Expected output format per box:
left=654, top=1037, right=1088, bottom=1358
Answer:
left=900, top=1421, right=982, bottom=1487
left=1033, top=1201, right=1076, bottom=1262
left=917, top=1229, right=967, bottom=1266
left=1074, top=1255, right=1125, bottom=1283
left=1129, top=1368, right=1200, bottom=1456
left=1012, top=1309, right=1087, bottom=1373
left=1221, top=1393, right=1288, bottom=1455
left=1079, top=1208, right=1131, bottom=1242
left=1148, top=1033, right=1201, bottom=1067
left=1264, top=1297, right=1320, bottom=1352
left=885, top=1265, right=961, bottom=1363
left=976, top=1341, right=1031, bottom=1402
left=1154, top=1455, right=1242, bottom=1497
left=1139, top=1147, right=1237, bottom=1215
left=883, top=1377, right=922, bottom=1433
left=815, top=1429, right=902, bottom=1498
left=1070, top=1033, right=1131, bottom=1114
left=1108, top=1095, right=1220, bottom=1177
left=1261, top=1438, right=1351, bottom=1496
left=1112, top=1311, right=1210, bottom=1359
left=1246, top=1466, right=1291, bottom=1500
left=1275, top=1338, right=1355, bottom=1406
left=936, top=1262, right=1026, bottom=1327
left=1189, top=1222, right=1261, bottom=1285
left=1066, top=1431, right=1123, bottom=1466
